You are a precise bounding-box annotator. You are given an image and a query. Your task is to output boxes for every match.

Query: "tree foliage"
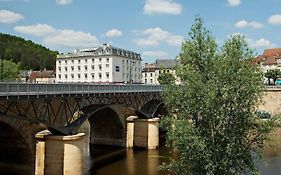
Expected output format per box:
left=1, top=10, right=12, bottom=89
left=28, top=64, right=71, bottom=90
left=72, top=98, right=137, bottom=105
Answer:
left=157, top=72, right=176, bottom=85
left=264, top=69, right=281, bottom=85
left=0, top=59, right=20, bottom=80
left=0, top=33, right=58, bottom=70
left=161, top=17, right=273, bottom=175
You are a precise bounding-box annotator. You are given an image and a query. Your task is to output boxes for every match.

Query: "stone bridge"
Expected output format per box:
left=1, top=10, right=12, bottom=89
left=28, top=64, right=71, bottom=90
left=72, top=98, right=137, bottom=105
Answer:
left=0, top=83, right=165, bottom=175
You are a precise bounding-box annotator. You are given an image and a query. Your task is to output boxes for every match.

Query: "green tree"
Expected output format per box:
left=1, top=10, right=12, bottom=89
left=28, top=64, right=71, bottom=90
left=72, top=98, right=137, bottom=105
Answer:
left=1, top=59, right=20, bottom=80
left=161, top=17, right=273, bottom=175
left=157, top=72, right=176, bottom=85
left=264, top=69, right=281, bottom=85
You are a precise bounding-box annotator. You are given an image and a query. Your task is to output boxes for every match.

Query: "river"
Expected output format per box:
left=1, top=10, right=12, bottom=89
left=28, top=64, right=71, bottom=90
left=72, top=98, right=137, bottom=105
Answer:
left=84, top=144, right=281, bottom=175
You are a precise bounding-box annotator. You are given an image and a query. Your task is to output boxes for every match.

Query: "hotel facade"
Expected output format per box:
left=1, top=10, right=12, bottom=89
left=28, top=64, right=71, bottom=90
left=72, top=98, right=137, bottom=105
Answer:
left=56, top=44, right=142, bottom=83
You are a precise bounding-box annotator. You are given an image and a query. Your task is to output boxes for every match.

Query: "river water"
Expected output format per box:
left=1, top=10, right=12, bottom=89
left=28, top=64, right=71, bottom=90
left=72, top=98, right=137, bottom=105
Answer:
left=85, top=144, right=281, bottom=175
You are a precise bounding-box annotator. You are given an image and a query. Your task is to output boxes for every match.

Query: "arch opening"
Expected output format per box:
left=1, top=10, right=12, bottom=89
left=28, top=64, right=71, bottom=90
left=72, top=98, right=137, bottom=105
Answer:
left=0, top=122, right=33, bottom=175
left=88, top=107, right=125, bottom=147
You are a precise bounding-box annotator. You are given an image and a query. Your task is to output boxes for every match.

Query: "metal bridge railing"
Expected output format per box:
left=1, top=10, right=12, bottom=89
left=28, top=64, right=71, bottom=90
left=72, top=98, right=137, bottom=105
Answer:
left=0, top=82, right=163, bottom=97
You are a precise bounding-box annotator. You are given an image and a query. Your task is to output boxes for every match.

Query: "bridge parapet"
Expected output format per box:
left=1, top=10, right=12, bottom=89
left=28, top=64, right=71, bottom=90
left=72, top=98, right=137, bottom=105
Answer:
left=0, top=82, right=163, bottom=98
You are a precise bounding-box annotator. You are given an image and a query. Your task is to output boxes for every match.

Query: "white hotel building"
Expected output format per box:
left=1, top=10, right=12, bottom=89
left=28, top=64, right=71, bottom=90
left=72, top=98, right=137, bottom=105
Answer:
left=56, top=44, right=142, bottom=83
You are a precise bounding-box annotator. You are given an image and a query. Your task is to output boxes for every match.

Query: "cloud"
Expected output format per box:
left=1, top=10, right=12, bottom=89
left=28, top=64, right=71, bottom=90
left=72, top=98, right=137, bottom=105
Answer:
left=0, top=10, right=24, bottom=24
left=144, top=0, right=182, bottom=15
left=227, top=0, right=241, bottom=6
left=105, top=29, right=123, bottom=38
left=143, top=51, right=169, bottom=59
left=56, top=0, right=72, bottom=5
left=268, top=14, right=281, bottom=25
left=235, top=20, right=263, bottom=29
left=14, top=23, right=98, bottom=49
left=247, top=38, right=276, bottom=49
left=14, top=24, right=56, bottom=37
left=133, top=27, right=184, bottom=47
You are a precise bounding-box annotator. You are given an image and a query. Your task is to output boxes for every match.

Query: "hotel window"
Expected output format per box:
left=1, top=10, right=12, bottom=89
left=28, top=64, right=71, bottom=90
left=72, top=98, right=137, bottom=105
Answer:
left=98, top=64, right=102, bottom=71
left=71, top=60, right=74, bottom=64
left=150, top=73, right=153, bottom=77
left=84, top=73, right=88, bottom=79
left=58, top=61, right=61, bottom=64
left=78, top=60, right=81, bottom=64
left=99, top=73, right=102, bottom=79
left=85, top=59, right=87, bottom=63
left=64, top=74, right=67, bottom=79
left=145, top=73, right=147, bottom=77
left=92, top=59, right=95, bottom=63
left=58, top=67, right=61, bottom=71
left=65, top=67, right=67, bottom=71
left=71, top=66, right=74, bottom=71
left=91, top=65, right=95, bottom=70
left=99, top=58, right=102, bottom=62
left=78, top=74, right=81, bottom=79
left=91, top=73, right=95, bottom=79
left=150, top=79, right=153, bottom=83
left=58, top=74, right=61, bottom=79
left=106, top=72, right=109, bottom=79
left=84, top=65, right=88, bottom=71
left=71, top=74, right=74, bottom=79
left=78, top=66, right=81, bottom=71
left=106, top=64, right=109, bottom=68
left=106, top=58, right=109, bottom=63
left=65, top=61, right=67, bottom=65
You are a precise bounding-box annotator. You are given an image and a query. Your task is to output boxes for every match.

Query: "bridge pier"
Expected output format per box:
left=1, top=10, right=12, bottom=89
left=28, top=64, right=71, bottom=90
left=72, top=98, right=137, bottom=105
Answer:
left=126, top=116, right=160, bottom=149
left=35, top=131, right=85, bottom=175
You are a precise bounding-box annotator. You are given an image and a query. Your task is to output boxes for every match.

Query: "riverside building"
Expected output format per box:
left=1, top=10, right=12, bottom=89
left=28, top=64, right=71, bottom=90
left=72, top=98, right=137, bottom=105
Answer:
left=56, top=44, right=142, bottom=83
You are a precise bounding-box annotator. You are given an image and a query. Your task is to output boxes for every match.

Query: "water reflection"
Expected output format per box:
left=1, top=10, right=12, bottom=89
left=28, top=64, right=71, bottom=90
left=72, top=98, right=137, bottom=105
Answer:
left=85, top=143, right=281, bottom=175
left=85, top=144, right=170, bottom=175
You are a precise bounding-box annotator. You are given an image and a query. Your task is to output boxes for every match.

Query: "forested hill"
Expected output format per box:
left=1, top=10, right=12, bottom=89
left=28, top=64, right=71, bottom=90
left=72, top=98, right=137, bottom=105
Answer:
left=0, top=33, right=58, bottom=70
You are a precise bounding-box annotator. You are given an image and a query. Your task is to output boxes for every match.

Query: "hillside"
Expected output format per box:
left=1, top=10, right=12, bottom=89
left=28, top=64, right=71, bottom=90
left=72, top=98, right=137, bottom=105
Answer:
left=0, top=33, right=58, bottom=70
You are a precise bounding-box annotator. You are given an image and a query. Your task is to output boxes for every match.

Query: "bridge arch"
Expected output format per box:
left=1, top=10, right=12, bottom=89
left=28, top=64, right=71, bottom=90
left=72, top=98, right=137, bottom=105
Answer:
left=87, top=105, right=127, bottom=147
left=138, top=100, right=166, bottom=118
left=0, top=119, right=36, bottom=175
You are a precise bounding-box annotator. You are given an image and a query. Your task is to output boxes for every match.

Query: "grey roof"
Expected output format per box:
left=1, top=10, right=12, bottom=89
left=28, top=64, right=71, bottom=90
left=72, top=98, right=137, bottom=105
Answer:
left=155, top=59, right=179, bottom=69
left=58, top=43, right=141, bottom=60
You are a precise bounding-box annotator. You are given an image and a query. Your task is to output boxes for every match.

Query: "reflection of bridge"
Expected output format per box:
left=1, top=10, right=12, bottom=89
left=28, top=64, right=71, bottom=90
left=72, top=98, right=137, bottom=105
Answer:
left=0, top=83, right=165, bottom=175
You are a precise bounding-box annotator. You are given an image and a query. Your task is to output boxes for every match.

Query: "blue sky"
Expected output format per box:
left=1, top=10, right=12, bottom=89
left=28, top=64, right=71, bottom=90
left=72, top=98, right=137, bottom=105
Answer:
left=0, top=0, right=281, bottom=63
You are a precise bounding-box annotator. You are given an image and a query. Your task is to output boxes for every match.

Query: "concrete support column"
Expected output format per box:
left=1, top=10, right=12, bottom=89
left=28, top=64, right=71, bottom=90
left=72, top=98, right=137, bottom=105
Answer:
left=35, top=132, right=85, bottom=175
left=134, top=118, right=160, bottom=149
left=35, top=130, right=51, bottom=175
left=126, top=116, right=138, bottom=148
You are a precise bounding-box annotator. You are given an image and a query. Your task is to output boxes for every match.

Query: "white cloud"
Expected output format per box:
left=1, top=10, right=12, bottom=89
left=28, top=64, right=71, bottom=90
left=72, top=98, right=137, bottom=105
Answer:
left=56, top=0, right=72, bottom=5
left=14, top=24, right=56, bottom=37
left=268, top=14, right=281, bottom=25
left=235, top=20, right=263, bottom=29
left=228, top=0, right=241, bottom=6
left=247, top=38, right=276, bottom=49
left=133, top=27, right=184, bottom=47
left=14, top=23, right=98, bottom=49
left=144, top=0, right=182, bottom=15
left=143, top=51, right=169, bottom=59
left=105, top=29, right=123, bottom=38
left=0, top=10, right=24, bottom=24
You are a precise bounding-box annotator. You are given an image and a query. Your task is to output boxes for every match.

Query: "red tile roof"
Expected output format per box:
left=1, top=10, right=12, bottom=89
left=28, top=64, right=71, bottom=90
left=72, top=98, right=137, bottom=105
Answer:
left=252, top=48, right=281, bottom=66
left=263, top=48, right=281, bottom=58
left=29, top=70, right=55, bottom=81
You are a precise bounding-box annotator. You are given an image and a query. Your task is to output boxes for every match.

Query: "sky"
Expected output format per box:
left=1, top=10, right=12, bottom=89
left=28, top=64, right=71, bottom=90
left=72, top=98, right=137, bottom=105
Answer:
left=0, top=0, right=281, bottom=63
